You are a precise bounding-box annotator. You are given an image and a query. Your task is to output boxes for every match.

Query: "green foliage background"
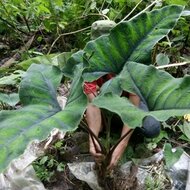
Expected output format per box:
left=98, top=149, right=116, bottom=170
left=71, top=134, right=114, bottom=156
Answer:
left=0, top=0, right=189, bottom=54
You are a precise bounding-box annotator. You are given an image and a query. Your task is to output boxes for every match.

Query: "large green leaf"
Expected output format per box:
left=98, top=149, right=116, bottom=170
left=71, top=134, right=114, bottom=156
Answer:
left=92, top=62, right=190, bottom=128
left=63, top=5, right=184, bottom=80
left=0, top=64, right=87, bottom=172
left=0, top=5, right=185, bottom=173
left=19, top=64, right=62, bottom=106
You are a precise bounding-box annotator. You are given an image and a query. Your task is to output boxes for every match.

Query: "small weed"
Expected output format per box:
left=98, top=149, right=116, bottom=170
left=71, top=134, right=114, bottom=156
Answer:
left=33, top=140, right=66, bottom=183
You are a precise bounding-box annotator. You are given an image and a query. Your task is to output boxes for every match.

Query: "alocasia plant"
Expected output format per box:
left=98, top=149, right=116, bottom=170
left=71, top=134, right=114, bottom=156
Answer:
left=63, top=5, right=184, bottom=80
left=93, top=61, right=190, bottom=127
left=0, top=64, right=87, bottom=171
left=0, top=5, right=188, bottom=173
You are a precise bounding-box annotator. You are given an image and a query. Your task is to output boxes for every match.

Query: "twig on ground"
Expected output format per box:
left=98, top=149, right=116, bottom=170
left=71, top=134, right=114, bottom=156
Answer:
left=1, top=35, right=35, bottom=68
left=156, top=61, right=190, bottom=69
left=166, top=139, right=190, bottom=149
left=64, top=167, right=75, bottom=185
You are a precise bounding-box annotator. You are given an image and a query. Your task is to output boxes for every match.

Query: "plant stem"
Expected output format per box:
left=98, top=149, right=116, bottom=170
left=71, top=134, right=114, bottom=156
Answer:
left=48, top=26, right=91, bottom=54
left=118, top=0, right=143, bottom=24
left=22, top=15, right=31, bottom=32
left=105, top=115, right=111, bottom=152
left=166, top=35, right=172, bottom=47
left=113, top=5, right=126, bottom=21
left=79, top=13, right=110, bottom=21
left=128, top=0, right=160, bottom=22
left=184, top=26, right=190, bottom=47
left=79, top=120, right=107, bottom=154
left=106, top=129, right=133, bottom=162
left=100, top=0, right=106, bottom=12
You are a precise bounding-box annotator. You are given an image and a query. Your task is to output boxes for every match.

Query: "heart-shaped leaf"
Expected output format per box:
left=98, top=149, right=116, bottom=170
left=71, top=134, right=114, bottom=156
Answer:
left=164, top=143, right=183, bottom=168
left=63, top=5, right=184, bottom=81
left=0, top=5, right=185, bottom=173
left=0, top=64, right=87, bottom=172
left=93, top=62, right=190, bottom=127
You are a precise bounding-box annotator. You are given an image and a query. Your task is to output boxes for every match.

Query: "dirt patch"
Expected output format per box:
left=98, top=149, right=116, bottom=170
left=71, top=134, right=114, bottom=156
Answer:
left=45, top=166, right=91, bottom=190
